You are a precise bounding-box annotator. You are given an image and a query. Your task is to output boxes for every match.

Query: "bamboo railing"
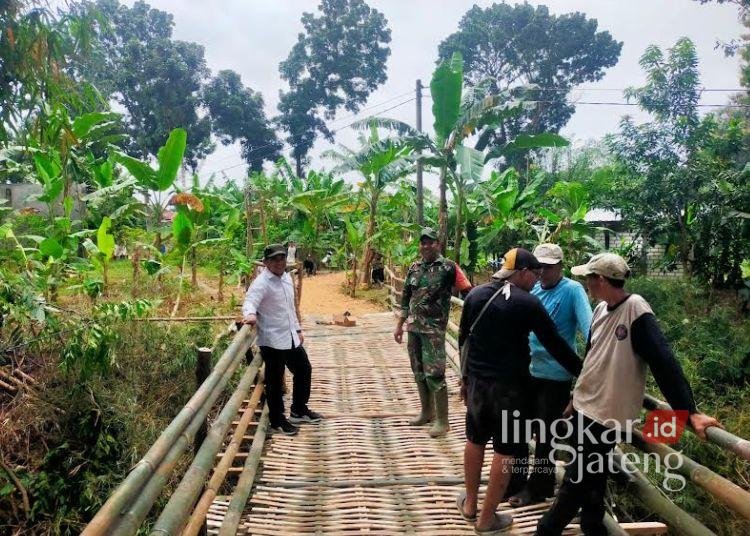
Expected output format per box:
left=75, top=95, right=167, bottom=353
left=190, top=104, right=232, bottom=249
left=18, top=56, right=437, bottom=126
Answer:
left=82, top=324, right=261, bottom=536
left=382, top=272, right=750, bottom=534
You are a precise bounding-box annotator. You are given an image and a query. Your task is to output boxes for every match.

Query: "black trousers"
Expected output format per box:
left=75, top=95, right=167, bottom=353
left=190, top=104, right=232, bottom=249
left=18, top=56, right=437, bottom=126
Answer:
left=536, top=412, right=616, bottom=536
left=259, top=344, right=312, bottom=426
left=526, top=377, right=573, bottom=498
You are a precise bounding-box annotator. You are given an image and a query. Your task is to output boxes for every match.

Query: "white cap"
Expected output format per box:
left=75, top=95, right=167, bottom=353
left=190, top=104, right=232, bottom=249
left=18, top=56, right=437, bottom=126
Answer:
left=533, top=243, right=563, bottom=265
left=571, top=253, right=631, bottom=280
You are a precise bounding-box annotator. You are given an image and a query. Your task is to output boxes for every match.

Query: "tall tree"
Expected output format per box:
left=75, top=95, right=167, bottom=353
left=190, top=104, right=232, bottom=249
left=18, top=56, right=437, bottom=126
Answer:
left=437, top=3, right=621, bottom=150
left=277, top=0, right=391, bottom=176
left=84, top=0, right=213, bottom=170
left=607, top=38, right=749, bottom=283
left=202, top=69, right=281, bottom=172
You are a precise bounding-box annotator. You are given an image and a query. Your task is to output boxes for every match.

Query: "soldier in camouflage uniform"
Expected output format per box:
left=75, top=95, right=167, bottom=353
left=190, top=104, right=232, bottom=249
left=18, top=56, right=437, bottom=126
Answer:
left=394, top=227, right=471, bottom=437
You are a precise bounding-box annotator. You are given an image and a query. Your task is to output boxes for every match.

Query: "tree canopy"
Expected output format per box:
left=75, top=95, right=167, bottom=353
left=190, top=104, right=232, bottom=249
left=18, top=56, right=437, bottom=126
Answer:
left=437, top=2, right=622, bottom=146
left=277, top=0, right=391, bottom=176
left=84, top=0, right=213, bottom=170
left=202, top=70, right=281, bottom=173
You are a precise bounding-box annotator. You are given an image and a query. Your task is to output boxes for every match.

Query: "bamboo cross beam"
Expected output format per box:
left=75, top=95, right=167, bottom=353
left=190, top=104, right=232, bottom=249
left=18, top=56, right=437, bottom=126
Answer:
left=630, top=429, right=750, bottom=519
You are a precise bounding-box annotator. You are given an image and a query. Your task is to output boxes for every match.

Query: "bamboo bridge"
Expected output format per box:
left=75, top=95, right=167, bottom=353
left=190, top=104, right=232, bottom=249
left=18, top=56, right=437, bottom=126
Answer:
left=81, top=271, right=750, bottom=536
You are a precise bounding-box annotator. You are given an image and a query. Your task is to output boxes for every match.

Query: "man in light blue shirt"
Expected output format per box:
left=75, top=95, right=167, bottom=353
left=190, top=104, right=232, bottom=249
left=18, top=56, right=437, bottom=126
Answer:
left=509, top=243, right=592, bottom=507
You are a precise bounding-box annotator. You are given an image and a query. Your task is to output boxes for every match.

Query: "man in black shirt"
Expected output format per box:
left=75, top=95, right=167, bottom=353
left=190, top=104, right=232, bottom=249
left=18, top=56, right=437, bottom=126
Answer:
left=457, top=248, right=583, bottom=535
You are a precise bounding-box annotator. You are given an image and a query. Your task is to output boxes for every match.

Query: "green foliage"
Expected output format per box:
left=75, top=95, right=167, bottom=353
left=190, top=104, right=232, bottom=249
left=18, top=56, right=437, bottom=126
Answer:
left=114, top=128, right=187, bottom=192
left=277, top=0, right=391, bottom=173
left=608, top=38, right=749, bottom=285
left=202, top=69, right=281, bottom=171
left=60, top=299, right=154, bottom=380
left=84, top=0, right=213, bottom=169
left=431, top=52, right=464, bottom=147
left=437, top=2, right=622, bottom=149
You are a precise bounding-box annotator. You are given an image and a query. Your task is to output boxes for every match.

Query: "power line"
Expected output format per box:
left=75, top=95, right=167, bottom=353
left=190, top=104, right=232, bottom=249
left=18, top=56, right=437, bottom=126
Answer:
left=201, top=89, right=417, bottom=176
left=207, top=96, right=418, bottom=175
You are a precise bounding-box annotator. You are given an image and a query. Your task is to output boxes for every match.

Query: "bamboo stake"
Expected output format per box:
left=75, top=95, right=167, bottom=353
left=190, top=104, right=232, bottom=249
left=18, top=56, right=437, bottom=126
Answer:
left=631, top=429, right=750, bottom=519
left=151, top=360, right=263, bottom=536
left=82, top=325, right=255, bottom=536
left=217, top=406, right=270, bottom=536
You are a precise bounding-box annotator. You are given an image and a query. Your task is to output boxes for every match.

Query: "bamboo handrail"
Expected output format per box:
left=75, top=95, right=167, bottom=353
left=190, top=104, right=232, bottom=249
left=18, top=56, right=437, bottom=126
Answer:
left=180, top=381, right=264, bottom=536
left=217, top=406, right=270, bottom=536
left=108, top=354, right=246, bottom=536
left=630, top=429, right=750, bottom=519
left=643, top=394, right=750, bottom=462
left=82, top=325, right=255, bottom=536
left=136, top=316, right=239, bottom=322
left=150, top=357, right=263, bottom=535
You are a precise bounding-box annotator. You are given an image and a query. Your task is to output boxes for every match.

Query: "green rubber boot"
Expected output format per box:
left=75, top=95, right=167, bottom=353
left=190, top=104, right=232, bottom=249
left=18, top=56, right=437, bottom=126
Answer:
left=429, top=386, right=450, bottom=438
left=409, top=381, right=434, bottom=425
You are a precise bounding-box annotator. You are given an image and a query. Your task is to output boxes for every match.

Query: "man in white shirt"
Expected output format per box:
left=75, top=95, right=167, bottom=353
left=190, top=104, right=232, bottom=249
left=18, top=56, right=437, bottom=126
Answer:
left=286, top=241, right=297, bottom=265
left=242, top=244, right=322, bottom=435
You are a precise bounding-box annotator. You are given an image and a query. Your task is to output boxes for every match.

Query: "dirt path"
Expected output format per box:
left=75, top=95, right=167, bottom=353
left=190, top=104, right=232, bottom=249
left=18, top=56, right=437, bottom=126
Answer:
left=299, top=271, right=385, bottom=318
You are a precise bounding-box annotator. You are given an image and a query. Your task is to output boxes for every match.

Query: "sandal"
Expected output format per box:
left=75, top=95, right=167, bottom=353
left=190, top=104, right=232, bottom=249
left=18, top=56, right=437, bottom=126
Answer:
left=507, top=487, right=544, bottom=508
left=456, top=491, right=477, bottom=521
left=474, top=512, right=513, bottom=535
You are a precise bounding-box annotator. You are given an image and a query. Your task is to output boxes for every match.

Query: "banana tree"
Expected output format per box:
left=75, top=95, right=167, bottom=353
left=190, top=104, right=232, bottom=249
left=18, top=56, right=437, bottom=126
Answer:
left=324, top=122, right=414, bottom=285
left=288, top=170, right=350, bottom=259
left=82, top=216, right=116, bottom=294
left=344, top=217, right=367, bottom=297
left=428, top=53, right=570, bottom=260
left=536, top=180, right=601, bottom=267
left=112, top=128, right=187, bottom=248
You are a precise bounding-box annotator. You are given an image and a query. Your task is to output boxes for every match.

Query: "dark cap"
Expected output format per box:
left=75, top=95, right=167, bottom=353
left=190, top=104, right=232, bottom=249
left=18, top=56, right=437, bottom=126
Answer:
left=263, top=243, right=286, bottom=260
left=492, top=247, right=542, bottom=279
left=420, top=227, right=438, bottom=240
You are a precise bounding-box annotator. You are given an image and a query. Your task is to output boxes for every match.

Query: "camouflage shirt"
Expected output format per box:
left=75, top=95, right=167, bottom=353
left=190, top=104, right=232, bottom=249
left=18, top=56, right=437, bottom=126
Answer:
left=399, top=255, right=457, bottom=334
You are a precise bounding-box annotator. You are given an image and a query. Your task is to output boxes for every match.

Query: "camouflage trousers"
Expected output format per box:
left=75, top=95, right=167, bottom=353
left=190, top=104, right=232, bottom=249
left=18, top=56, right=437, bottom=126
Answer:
left=407, top=330, right=447, bottom=392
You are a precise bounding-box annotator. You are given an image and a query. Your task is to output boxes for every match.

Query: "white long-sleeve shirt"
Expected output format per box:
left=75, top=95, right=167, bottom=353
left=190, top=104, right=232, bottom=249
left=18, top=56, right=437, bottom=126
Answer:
left=242, top=269, right=302, bottom=349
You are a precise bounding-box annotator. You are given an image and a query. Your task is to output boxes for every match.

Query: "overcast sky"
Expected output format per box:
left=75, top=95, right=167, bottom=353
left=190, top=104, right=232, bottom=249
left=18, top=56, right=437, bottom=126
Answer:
left=120, top=0, right=745, bottom=188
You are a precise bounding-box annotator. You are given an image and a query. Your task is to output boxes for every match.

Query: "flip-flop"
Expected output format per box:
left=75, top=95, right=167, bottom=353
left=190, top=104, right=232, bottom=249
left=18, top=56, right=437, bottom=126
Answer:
left=456, top=491, right=477, bottom=522
left=508, top=487, right=539, bottom=508
left=474, top=512, right=513, bottom=535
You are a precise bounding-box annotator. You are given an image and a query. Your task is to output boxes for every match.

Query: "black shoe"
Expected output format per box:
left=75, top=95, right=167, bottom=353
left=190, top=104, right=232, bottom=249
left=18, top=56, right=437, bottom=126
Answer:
left=271, top=419, right=299, bottom=435
left=289, top=409, right=323, bottom=424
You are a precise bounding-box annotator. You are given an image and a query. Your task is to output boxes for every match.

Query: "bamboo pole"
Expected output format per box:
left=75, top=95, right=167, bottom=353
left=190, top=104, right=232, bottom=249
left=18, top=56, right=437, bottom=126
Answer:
left=180, top=381, right=264, bottom=536
left=135, top=316, right=239, bottom=323
left=450, top=295, right=464, bottom=307
left=217, top=406, right=270, bottom=536
left=643, top=394, right=750, bottom=462
left=611, top=448, right=715, bottom=536
left=151, top=359, right=263, bottom=536
left=107, top=353, right=248, bottom=536
left=82, top=325, right=255, bottom=536
left=630, top=429, right=750, bottom=519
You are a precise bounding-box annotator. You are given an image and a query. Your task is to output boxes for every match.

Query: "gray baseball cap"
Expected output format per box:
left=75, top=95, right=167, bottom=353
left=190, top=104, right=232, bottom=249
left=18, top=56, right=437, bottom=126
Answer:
left=533, top=243, right=563, bottom=265
left=571, top=253, right=631, bottom=280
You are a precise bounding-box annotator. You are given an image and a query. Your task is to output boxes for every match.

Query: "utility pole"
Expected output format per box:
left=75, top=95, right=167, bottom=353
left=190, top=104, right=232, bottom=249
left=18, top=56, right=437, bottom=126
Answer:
left=415, top=79, right=424, bottom=226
